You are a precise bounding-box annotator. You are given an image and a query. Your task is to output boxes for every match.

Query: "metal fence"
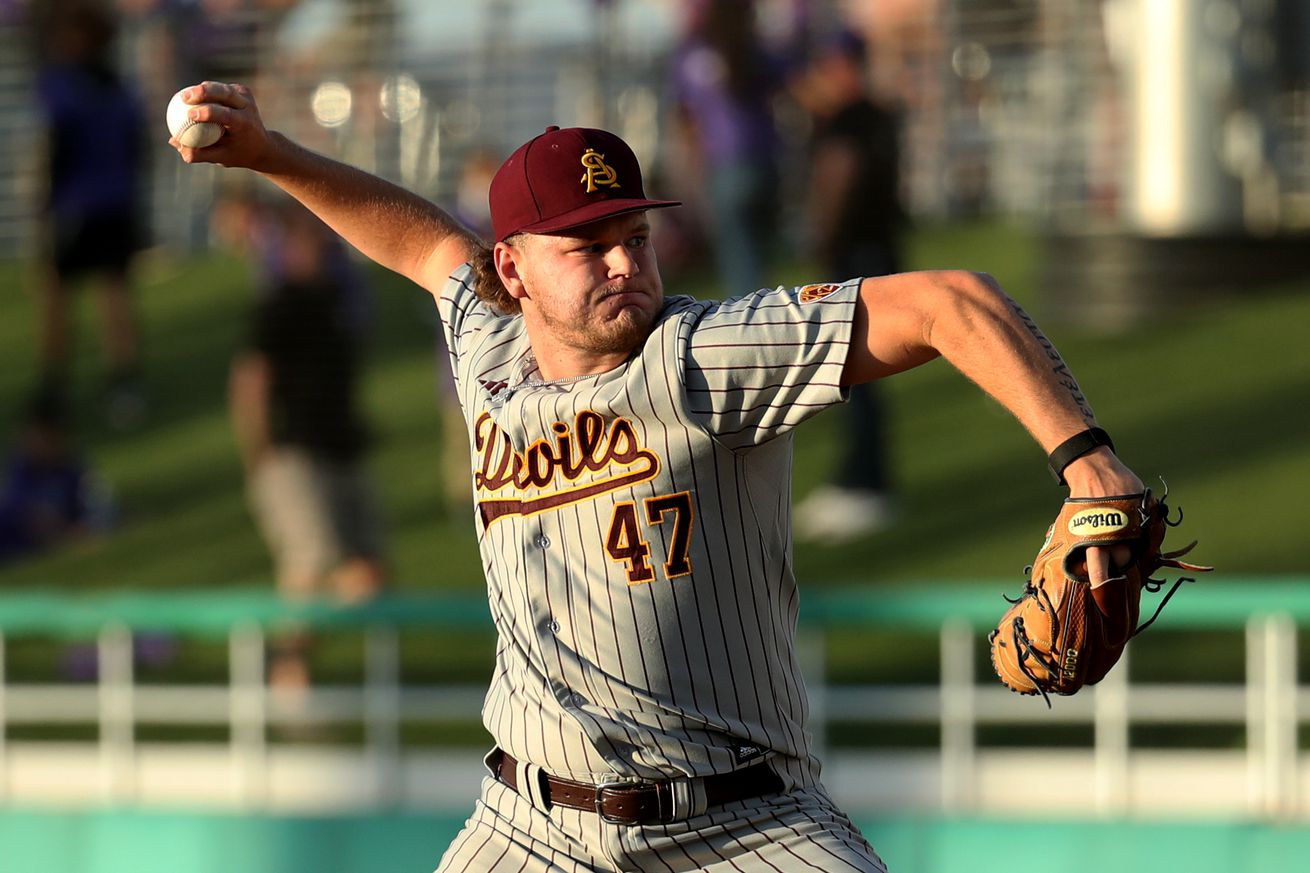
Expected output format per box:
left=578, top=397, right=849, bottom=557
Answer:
left=0, top=579, right=1305, bottom=819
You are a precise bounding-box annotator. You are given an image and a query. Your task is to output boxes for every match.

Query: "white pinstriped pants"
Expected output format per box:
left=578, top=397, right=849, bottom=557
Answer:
left=434, top=768, right=887, bottom=873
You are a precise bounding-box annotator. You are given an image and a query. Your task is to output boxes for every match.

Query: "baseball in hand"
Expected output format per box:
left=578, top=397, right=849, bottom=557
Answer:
left=167, top=88, right=223, bottom=149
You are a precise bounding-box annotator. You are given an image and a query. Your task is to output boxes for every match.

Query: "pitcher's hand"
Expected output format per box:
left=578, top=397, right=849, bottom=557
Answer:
left=168, top=82, right=277, bottom=172
left=1064, top=447, right=1144, bottom=586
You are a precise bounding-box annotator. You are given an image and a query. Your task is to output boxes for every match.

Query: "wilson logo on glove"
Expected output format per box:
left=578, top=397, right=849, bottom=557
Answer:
left=1067, top=507, right=1128, bottom=534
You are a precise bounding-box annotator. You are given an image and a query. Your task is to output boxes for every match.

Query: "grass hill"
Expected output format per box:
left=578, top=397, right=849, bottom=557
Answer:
left=1, top=221, right=1304, bottom=602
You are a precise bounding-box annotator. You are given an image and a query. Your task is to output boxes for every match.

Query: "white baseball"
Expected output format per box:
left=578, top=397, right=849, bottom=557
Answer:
left=166, top=88, right=223, bottom=149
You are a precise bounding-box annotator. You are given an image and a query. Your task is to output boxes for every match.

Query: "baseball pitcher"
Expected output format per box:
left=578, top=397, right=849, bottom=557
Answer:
left=171, top=82, right=1156, bottom=872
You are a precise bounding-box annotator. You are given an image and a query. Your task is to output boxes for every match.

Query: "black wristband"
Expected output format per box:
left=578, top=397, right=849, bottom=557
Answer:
left=1047, top=427, right=1115, bottom=485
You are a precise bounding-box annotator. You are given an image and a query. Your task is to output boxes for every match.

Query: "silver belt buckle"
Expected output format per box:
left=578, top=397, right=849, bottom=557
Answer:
left=595, top=778, right=664, bottom=825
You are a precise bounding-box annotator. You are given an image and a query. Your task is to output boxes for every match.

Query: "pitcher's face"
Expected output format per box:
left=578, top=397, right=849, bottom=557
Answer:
left=504, top=212, right=664, bottom=359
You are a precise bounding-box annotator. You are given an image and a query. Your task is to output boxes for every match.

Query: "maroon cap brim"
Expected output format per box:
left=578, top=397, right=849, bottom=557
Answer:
left=511, top=197, right=681, bottom=238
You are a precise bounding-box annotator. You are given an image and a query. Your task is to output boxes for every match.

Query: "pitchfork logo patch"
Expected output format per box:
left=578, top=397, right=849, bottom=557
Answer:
left=798, top=283, right=839, bottom=303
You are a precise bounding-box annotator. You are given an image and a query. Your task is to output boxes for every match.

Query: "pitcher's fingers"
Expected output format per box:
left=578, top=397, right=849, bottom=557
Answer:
left=185, top=102, right=235, bottom=127
left=171, top=138, right=225, bottom=164
left=1087, top=546, right=1111, bottom=587
left=1088, top=544, right=1133, bottom=588
left=229, top=82, right=254, bottom=106
left=185, top=81, right=251, bottom=109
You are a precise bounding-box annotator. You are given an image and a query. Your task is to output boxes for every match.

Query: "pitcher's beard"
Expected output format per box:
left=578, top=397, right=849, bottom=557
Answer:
left=577, top=305, right=655, bottom=355
left=546, top=282, right=661, bottom=356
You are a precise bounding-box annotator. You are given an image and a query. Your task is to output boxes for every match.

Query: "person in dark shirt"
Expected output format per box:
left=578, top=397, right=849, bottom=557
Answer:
left=249, top=276, right=368, bottom=466
left=33, top=1, right=147, bottom=428
left=793, top=29, right=906, bottom=542
left=223, top=194, right=386, bottom=691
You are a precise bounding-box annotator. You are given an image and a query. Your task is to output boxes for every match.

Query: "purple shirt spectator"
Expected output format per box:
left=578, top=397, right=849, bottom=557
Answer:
left=37, top=62, right=144, bottom=220
left=668, top=40, right=782, bottom=165
left=0, top=447, right=92, bottom=563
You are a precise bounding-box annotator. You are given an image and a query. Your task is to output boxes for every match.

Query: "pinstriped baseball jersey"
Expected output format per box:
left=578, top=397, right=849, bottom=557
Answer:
left=438, top=264, right=858, bottom=787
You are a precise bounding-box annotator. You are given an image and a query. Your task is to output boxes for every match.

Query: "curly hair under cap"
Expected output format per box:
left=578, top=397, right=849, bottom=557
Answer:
left=470, top=240, right=521, bottom=315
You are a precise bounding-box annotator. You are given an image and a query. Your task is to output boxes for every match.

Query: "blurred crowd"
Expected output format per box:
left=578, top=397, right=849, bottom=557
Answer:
left=6, top=0, right=400, bottom=663
left=3, top=0, right=932, bottom=582
left=663, top=0, right=906, bottom=540
left=5, top=0, right=403, bottom=689
left=30, top=0, right=1264, bottom=623
left=4, top=0, right=1303, bottom=696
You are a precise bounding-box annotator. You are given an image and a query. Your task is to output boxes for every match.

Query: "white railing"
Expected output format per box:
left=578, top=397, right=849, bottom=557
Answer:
left=0, top=581, right=1305, bottom=818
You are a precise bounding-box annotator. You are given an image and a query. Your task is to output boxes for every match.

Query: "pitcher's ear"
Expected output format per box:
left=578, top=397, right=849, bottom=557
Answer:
left=494, top=239, right=529, bottom=302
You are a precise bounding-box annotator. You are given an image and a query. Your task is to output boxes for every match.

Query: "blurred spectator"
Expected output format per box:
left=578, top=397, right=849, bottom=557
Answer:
left=452, top=146, right=500, bottom=241
left=32, top=0, right=148, bottom=429
left=0, top=0, right=23, bottom=26
left=217, top=192, right=387, bottom=691
left=0, top=393, right=114, bottom=566
left=180, top=0, right=265, bottom=83
left=668, top=0, right=785, bottom=296
left=792, top=28, right=904, bottom=542
left=947, top=77, right=992, bottom=218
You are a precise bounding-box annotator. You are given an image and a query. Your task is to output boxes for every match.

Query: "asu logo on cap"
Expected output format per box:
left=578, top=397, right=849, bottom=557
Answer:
left=488, top=126, right=680, bottom=242
left=798, top=283, right=839, bottom=303
left=580, top=149, right=620, bottom=193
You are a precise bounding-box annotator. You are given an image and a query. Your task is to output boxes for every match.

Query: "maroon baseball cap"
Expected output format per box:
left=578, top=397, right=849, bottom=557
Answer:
left=489, top=126, right=680, bottom=242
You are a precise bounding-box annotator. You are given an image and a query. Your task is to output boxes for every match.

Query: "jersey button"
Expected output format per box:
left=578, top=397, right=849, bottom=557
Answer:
left=547, top=619, right=560, bottom=634
left=569, top=692, right=587, bottom=707
left=534, top=534, right=551, bottom=549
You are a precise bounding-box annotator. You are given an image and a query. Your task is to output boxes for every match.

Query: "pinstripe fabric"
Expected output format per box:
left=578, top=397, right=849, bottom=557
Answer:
left=435, top=268, right=883, bottom=870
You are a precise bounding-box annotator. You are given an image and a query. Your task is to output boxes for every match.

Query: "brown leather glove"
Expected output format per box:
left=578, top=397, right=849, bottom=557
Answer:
left=989, top=488, right=1211, bottom=705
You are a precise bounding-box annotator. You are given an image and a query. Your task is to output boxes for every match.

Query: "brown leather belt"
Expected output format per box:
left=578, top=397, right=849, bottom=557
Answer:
left=489, top=748, right=783, bottom=826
